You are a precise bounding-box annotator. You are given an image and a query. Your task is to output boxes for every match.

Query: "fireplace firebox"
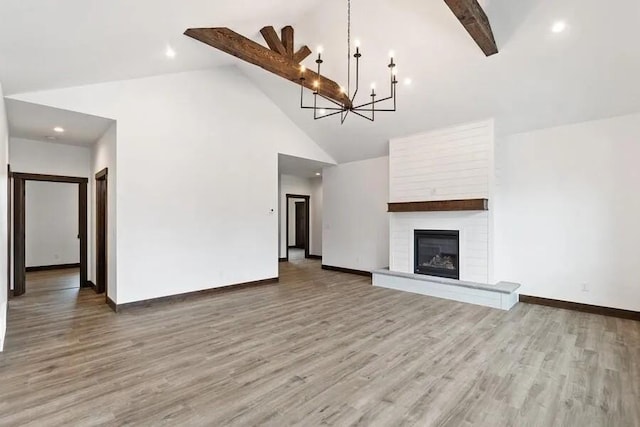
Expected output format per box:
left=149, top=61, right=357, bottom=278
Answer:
left=414, top=230, right=460, bottom=279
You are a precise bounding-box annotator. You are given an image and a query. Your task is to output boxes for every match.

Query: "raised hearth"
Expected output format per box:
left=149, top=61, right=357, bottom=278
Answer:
left=372, top=268, right=520, bottom=310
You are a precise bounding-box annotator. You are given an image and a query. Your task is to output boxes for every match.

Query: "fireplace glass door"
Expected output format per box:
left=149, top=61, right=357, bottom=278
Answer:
left=414, top=230, right=460, bottom=279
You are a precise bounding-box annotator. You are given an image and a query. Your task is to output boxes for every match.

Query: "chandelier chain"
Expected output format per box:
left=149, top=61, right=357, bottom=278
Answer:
left=347, top=0, right=351, bottom=97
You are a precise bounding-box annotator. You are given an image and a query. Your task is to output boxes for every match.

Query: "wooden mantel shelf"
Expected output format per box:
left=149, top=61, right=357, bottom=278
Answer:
left=388, top=199, right=488, bottom=213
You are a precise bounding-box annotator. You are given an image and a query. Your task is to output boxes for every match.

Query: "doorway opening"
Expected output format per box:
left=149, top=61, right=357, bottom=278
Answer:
left=286, top=194, right=310, bottom=261
left=12, top=173, right=88, bottom=297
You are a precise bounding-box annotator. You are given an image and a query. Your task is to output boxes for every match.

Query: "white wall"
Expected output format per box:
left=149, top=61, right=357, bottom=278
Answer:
left=310, top=177, right=323, bottom=256
left=323, top=157, right=389, bottom=272
left=0, top=83, right=9, bottom=351
left=279, top=174, right=313, bottom=258
left=9, top=138, right=90, bottom=177
left=26, top=181, right=79, bottom=267
left=90, top=123, right=117, bottom=300
left=494, top=112, right=640, bottom=311
left=12, top=68, right=335, bottom=304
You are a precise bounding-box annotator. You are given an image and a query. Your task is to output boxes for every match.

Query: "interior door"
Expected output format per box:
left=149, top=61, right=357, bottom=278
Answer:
left=295, top=201, right=306, bottom=249
left=96, top=171, right=108, bottom=295
left=13, top=177, right=26, bottom=297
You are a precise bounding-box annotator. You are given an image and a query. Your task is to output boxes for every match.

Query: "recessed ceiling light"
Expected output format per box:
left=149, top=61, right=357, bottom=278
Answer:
left=315, top=172, right=321, bottom=176
left=166, top=45, right=176, bottom=58
left=551, top=21, right=567, bottom=33
left=53, top=127, right=65, bottom=133
left=404, top=78, right=412, bottom=86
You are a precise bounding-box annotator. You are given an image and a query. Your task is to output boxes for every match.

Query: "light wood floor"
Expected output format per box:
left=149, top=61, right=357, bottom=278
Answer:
left=1, top=259, right=639, bottom=426
left=25, top=268, right=80, bottom=293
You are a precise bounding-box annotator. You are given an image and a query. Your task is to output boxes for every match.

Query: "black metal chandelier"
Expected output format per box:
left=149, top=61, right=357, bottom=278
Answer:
left=298, top=0, right=398, bottom=123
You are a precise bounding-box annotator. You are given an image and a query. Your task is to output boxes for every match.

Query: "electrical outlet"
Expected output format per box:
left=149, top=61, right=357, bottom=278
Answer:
left=581, top=282, right=589, bottom=292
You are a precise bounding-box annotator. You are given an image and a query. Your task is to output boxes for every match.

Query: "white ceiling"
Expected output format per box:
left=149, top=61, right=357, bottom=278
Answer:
left=2, top=0, right=640, bottom=162
left=278, top=153, right=333, bottom=179
left=6, top=99, right=114, bottom=147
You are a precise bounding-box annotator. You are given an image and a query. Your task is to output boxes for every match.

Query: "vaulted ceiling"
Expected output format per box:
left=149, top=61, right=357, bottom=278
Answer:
left=2, top=0, right=640, bottom=163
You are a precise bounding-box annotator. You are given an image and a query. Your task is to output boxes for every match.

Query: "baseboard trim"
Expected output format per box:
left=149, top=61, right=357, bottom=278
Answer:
left=279, top=257, right=288, bottom=262
left=307, top=254, right=322, bottom=260
left=26, top=263, right=80, bottom=272
left=86, top=280, right=97, bottom=290
left=322, top=264, right=372, bottom=278
left=113, top=277, right=280, bottom=312
left=519, top=295, right=640, bottom=321
left=106, top=296, right=117, bottom=313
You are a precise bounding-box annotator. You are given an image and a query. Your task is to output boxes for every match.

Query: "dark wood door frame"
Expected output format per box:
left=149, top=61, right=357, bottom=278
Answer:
left=95, top=168, right=108, bottom=296
left=11, top=172, right=89, bottom=297
left=285, top=194, right=310, bottom=260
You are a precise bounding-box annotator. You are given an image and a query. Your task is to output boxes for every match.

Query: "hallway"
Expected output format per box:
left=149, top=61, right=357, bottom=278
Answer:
left=25, top=268, right=80, bottom=293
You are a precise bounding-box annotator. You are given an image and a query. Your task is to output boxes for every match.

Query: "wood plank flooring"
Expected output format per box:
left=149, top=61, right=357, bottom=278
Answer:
left=25, top=268, right=80, bottom=293
left=1, top=259, right=639, bottom=426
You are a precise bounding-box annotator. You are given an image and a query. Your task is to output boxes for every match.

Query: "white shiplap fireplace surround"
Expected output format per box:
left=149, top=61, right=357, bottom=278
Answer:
left=373, top=120, right=520, bottom=310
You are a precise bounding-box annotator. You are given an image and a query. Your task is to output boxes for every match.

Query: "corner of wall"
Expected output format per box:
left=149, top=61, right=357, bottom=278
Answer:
left=0, top=81, right=9, bottom=351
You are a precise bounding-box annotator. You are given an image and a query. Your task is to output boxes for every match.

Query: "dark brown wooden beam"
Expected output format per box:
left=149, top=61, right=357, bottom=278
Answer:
left=260, top=26, right=287, bottom=56
left=184, top=27, right=352, bottom=108
left=293, top=46, right=312, bottom=63
left=281, top=26, right=294, bottom=57
left=444, top=0, right=498, bottom=56
left=388, top=199, right=488, bottom=213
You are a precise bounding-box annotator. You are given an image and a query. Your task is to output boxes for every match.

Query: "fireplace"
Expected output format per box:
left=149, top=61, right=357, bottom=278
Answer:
left=414, top=230, right=460, bottom=279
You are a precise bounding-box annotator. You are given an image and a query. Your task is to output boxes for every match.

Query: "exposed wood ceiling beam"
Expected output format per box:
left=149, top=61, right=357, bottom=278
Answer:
left=184, top=27, right=352, bottom=108
left=444, top=0, right=498, bottom=56
left=293, top=46, right=312, bottom=63
left=281, top=26, right=295, bottom=57
left=260, top=26, right=287, bottom=56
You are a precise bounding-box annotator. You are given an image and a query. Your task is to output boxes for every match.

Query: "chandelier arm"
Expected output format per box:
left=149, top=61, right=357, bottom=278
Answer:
left=349, top=109, right=375, bottom=122
left=317, top=94, right=346, bottom=108
left=313, top=92, right=318, bottom=119
left=371, top=96, right=375, bottom=121
left=352, top=95, right=393, bottom=109
left=301, top=106, right=344, bottom=111
left=301, top=81, right=346, bottom=110
left=393, top=81, right=397, bottom=110
left=351, top=52, right=360, bottom=103
left=355, top=107, right=396, bottom=112
left=340, top=109, right=350, bottom=124
left=314, top=109, right=347, bottom=120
